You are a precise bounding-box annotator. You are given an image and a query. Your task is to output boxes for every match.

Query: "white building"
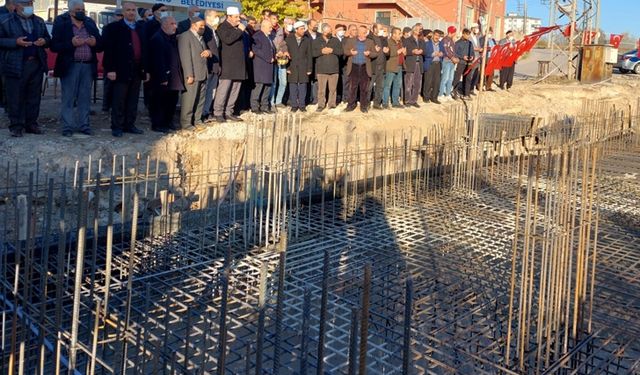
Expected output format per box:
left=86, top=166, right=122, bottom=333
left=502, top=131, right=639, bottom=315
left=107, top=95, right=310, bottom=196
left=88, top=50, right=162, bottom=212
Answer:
left=504, top=12, right=542, bottom=35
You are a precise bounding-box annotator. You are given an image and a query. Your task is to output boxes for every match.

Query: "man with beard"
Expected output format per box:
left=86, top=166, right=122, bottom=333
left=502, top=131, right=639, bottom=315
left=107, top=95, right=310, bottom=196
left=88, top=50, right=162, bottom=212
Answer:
left=312, top=23, right=343, bottom=111
left=178, top=17, right=211, bottom=129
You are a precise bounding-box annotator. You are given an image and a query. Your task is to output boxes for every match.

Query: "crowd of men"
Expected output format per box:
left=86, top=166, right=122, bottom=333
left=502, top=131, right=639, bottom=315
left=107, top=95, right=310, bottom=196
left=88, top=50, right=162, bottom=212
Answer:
left=0, top=0, right=519, bottom=138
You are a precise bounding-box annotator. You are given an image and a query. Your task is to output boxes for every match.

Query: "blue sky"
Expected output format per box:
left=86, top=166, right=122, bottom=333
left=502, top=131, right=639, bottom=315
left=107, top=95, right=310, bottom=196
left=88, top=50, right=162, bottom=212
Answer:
left=506, top=0, right=638, bottom=35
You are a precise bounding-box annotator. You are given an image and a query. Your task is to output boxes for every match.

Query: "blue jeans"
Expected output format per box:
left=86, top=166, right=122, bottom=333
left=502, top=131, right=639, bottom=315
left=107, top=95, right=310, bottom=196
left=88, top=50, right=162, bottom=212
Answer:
left=270, top=66, right=287, bottom=105
left=382, top=70, right=402, bottom=106
left=60, top=62, right=93, bottom=132
left=439, top=60, right=456, bottom=97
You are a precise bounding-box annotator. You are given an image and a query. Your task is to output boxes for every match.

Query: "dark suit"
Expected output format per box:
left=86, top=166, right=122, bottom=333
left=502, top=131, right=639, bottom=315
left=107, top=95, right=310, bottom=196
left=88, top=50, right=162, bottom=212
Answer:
left=202, top=25, right=220, bottom=118
left=102, top=19, right=147, bottom=132
left=0, top=12, right=50, bottom=133
left=250, top=31, right=275, bottom=111
left=285, top=33, right=313, bottom=109
left=453, top=38, right=474, bottom=96
left=402, top=36, right=423, bottom=105
left=422, top=40, right=443, bottom=102
left=142, top=17, right=161, bottom=108
left=213, top=20, right=246, bottom=118
left=176, top=18, right=190, bottom=35
left=178, top=30, right=209, bottom=128
left=149, top=30, right=183, bottom=131
left=368, top=35, right=387, bottom=106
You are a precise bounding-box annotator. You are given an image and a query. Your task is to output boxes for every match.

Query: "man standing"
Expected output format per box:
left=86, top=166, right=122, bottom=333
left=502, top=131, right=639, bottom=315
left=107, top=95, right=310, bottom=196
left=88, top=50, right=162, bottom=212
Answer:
left=212, top=6, right=246, bottom=122
left=439, top=26, right=458, bottom=100
left=101, top=7, right=122, bottom=113
left=285, top=21, right=312, bottom=112
left=340, top=24, right=357, bottom=105
left=382, top=27, right=405, bottom=109
left=369, top=24, right=388, bottom=110
left=51, top=0, right=102, bottom=136
left=0, top=0, right=16, bottom=112
left=201, top=10, right=220, bottom=120
left=402, top=23, right=423, bottom=108
left=334, top=23, right=347, bottom=104
left=271, top=14, right=289, bottom=109
left=250, top=20, right=275, bottom=114
left=312, top=23, right=342, bottom=112
left=480, top=27, right=497, bottom=91
left=452, top=28, right=474, bottom=99
left=141, top=3, right=166, bottom=109
left=0, top=0, right=50, bottom=137
left=177, top=5, right=200, bottom=34
left=422, top=29, right=443, bottom=104
left=102, top=1, right=147, bottom=137
left=343, top=25, right=377, bottom=113
left=178, top=17, right=211, bottom=129
left=149, top=16, right=183, bottom=132
left=305, top=18, right=319, bottom=105
left=499, top=30, right=516, bottom=90
left=468, top=23, right=482, bottom=95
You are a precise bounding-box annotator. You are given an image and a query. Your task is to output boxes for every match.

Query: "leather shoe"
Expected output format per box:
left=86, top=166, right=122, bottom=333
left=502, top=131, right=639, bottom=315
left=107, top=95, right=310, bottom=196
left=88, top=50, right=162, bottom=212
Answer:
left=214, top=116, right=226, bottom=123
left=151, top=127, right=170, bottom=133
left=344, top=105, right=356, bottom=112
left=411, top=103, right=420, bottom=108
left=227, top=115, right=243, bottom=122
left=251, top=109, right=263, bottom=114
left=291, top=107, right=299, bottom=113
left=62, top=130, right=73, bottom=137
left=262, top=108, right=275, bottom=114
left=25, top=126, right=43, bottom=134
left=372, top=104, right=382, bottom=110
left=10, top=129, right=23, bottom=137
left=360, top=107, right=369, bottom=113
left=299, top=107, right=307, bottom=112
left=124, top=127, right=144, bottom=134
left=391, top=104, right=404, bottom=109
left=79, top=128, right=93, bottom=135
left=316, top=106, right=325, bottom=112
left=112, top=130, right=123, bottom=137
left=431, top=99, right=441, bottom=105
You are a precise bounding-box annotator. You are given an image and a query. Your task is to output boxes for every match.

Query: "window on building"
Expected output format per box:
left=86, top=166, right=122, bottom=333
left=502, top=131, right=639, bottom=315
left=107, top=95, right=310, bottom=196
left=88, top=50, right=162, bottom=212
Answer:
left=465, top=7, right=474, bottom=28
left=495, top=16, right=502, bottom=38
left=375, top=11, right=391, bottom=26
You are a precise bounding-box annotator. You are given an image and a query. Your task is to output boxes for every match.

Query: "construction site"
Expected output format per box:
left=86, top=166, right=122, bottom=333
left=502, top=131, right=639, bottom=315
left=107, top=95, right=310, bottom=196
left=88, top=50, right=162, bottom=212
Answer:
left=1, top=82, right=639, bottom=374
left=2, top=0, right=640, bottom=372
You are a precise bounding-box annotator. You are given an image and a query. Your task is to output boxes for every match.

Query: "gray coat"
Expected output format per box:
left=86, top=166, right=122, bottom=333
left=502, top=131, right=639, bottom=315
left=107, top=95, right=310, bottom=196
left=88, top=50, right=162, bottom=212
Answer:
left=0, top=13, right=50, bottom=78
left=178, top=30, right=209, bottom=83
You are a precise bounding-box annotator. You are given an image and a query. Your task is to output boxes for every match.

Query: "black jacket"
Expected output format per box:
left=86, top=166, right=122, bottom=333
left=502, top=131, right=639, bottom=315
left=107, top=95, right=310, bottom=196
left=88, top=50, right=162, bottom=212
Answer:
left=217, top=20, right=246, bottom=80
left=285, top=33, right=312, bottom=83
left=50, top=12, right=103, bottom=78
left=150, top=30, right=184, bottom=91
left=312, top=35, right=343, bottom=75
left=102, top=19, right=147, bottom=81
left=369, top=34, right=387, bottom=70
left=204, top=25, right=220, bottom=75
left=402, top=36, right=423, bottom=73
left=0, top=13, right=50, bottom=77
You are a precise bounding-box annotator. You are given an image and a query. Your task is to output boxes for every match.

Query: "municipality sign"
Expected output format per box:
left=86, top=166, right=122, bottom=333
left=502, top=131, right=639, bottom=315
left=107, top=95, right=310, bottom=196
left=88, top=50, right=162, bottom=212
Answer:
left=137, top=0, right=241, bottom=11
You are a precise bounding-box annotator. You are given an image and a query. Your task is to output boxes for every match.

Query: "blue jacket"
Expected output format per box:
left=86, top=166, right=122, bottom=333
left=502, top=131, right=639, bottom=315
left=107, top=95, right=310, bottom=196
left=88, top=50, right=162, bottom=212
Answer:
left=0, top=13, right=50, bottom=77
left=50, top=12, right=103, bottom=78
left=251, top=30, right=275, bottom=84
left=423, top=39, right=443, bottom=71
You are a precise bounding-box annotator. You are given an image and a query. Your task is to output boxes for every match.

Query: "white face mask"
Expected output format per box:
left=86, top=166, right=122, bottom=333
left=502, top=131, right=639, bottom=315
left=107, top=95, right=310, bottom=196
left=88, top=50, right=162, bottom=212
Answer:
left=487, top=34, right=492, bottom=38
left=336, top=30, right=345, bottom=38
left=193, top=11, right=201, bottom=18
left=159, top=11, right=169, bottom=18
left=510, top=36, right=515, bottom=42
left=22, top=6, right=34, bottom=17
left=286, top=24, right=293, bottom=32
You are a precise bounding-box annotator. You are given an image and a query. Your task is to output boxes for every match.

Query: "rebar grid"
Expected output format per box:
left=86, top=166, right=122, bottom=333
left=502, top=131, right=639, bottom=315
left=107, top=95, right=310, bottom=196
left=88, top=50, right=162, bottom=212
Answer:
left=1, top=100, right=639, bottom=374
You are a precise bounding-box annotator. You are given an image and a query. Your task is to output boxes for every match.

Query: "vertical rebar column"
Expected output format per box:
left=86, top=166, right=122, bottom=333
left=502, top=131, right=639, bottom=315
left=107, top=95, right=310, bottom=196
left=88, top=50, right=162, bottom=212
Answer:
left=358, top=264, right=371, bottom=375
left=316, top=250, right=330, bottom=375
left=217, top=268, right=230, bottom=375
left=402, top=277, right=414, bottom=375
left=255, top=262, right=267, bottom=375
left=272, top=251, right=286, bottom=375
left=348, top=308, right=359, bottom=375
left=299, top=287, right=311, bottom=374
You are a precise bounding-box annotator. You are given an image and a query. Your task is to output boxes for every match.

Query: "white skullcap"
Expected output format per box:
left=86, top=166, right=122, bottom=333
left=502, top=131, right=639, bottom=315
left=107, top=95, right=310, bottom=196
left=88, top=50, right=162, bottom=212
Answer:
left=293, top=21, right=306, bottom=29
left=226, top=6, right=240, bottom=15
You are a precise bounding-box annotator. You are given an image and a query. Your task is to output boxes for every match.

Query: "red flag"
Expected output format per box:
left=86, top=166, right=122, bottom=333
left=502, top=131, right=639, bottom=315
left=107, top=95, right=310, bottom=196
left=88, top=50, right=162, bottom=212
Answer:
left=562, top=23, right=577, bottom=38
left=609, top=34, right=624, bottom=48
left=484, top=44, right=503, bottom=73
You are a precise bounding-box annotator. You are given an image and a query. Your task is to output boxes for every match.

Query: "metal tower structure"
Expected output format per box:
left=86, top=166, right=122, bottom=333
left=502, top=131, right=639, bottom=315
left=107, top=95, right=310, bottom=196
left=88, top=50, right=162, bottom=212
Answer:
left=541, top=0, right=601, bottom=79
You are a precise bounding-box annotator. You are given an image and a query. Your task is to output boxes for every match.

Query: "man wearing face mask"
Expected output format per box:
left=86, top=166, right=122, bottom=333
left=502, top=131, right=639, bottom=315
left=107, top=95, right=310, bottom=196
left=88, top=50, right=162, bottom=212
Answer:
left=177, top=5, right=200, bottom=34
left=102, top=1, right=148, bottom=137
left=178, top=17, right=211, bottom=129
left=140, top=3, right=167, bottom=110
left=312, top=23, right=342, bottom=111
left=368, top=23, right=388, bottom=110
left=0, top=0, right=50, bottom=137
left=51, top=0, right=102, bottom=137
left=201, top=9, right=221, bottom=121
left=499, top=30, right=516, bottom=90
left=304, top=19, right=319, bottom=106
left=0, top=0, right=16, bottom=112
left=333, top=24, right=347, bottom=104
left=285, top=21, right=312, bottom=112
left=480, top=27, right=497, bottom=91
left=212, top=6, right=247, bottom=122
left=149, top=16, right=183, bottom=132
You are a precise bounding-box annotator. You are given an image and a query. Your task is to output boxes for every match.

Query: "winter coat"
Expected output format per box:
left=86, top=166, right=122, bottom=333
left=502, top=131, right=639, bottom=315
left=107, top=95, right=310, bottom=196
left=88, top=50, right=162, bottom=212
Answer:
left=150, top=29, right=184, bottom=91
left=285, top=33, right=312, bottom=84
left=402, top=36, right=423, bottom=73
left=423, top=40, right=443, bottom=71
left=311, top=35, right=343, bottom=75
left=342, top=37, right=378, bottom=77
left=102, top=19, right=147, bottom=81
left=0, top=13, right=50, bottom=78
left=217, top=20, right=246, bottom=80
left=178, top=30, right=209, bottom=82
left=251, top=30, right=275, bottom=84
left=50, top=12, right=103, bottom=78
